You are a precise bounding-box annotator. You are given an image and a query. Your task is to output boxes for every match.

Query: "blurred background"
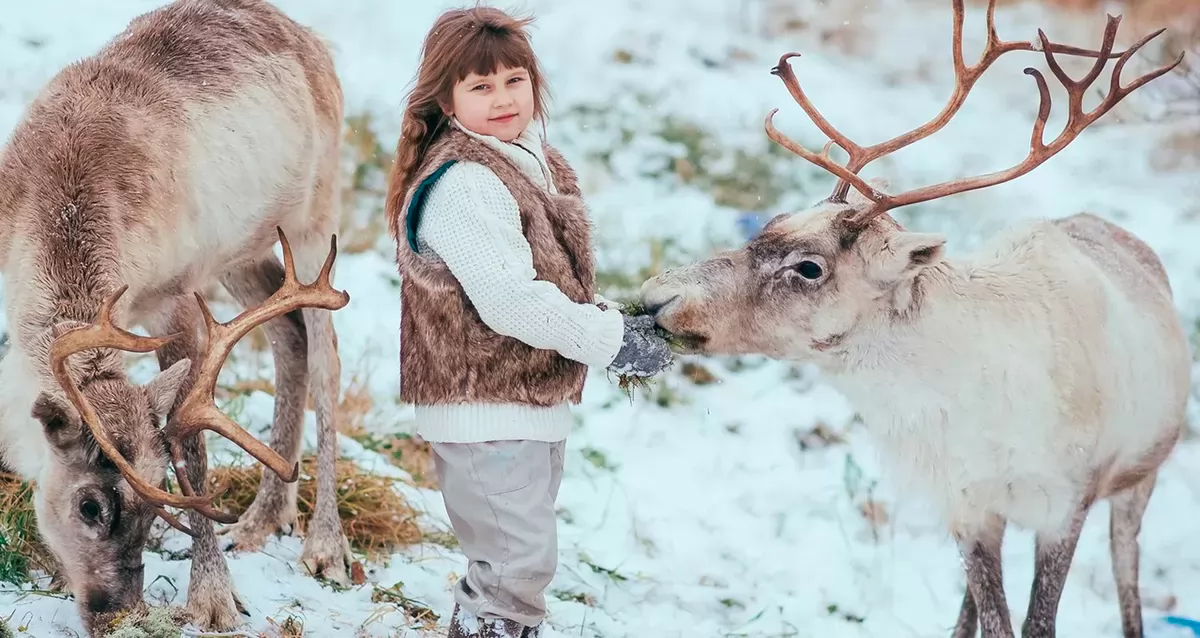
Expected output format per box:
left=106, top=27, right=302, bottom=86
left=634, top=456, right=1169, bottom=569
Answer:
left=0, top=0, right=1199, bottom=636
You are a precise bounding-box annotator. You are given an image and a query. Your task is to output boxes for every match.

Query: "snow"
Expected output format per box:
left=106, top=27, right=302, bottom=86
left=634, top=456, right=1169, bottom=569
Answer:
left=2, top=0, right=1200, bottom=636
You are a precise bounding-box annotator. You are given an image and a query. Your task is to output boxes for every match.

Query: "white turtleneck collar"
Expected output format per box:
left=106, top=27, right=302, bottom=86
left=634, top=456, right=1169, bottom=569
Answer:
left=451, top=116, right=557, bottom=194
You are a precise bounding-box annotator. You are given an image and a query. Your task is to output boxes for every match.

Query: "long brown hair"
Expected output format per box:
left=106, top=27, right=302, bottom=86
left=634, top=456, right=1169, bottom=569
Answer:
left=385, top=5, right=550, bottom=241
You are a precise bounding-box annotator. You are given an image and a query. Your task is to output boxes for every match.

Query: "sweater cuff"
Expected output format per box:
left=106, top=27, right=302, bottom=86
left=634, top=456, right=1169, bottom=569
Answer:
left=583, top=307, right=625, bottom=369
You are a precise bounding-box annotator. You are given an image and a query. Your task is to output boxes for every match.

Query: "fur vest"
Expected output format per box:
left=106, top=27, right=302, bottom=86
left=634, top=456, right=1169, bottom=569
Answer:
left=395, top=128, right=596, bottom=406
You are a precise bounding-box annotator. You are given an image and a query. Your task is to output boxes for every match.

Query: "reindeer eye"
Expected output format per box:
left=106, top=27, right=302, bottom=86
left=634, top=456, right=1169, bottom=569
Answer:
left=795, top=260, right=823, bottom=280
left=79, top=499, right=101, bottom=521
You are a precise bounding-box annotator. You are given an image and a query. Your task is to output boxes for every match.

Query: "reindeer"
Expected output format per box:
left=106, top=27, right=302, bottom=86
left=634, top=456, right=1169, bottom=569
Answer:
left=640, top=4, right=1187, bottom=637
left=0, top=0, right=353, bottom=633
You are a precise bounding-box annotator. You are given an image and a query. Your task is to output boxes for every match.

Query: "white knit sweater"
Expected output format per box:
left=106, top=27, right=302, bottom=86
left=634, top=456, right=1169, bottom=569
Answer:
left=410, top=118, right=625, bottom=443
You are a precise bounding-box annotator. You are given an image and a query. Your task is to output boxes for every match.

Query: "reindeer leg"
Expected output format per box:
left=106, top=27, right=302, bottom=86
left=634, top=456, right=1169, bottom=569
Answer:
left=291, top=190, right=351, bottom=585
left=215, top=259, right=309, bottom=551
left=149, top=296, right=246, bottom=631
left=953, top=587, right=979, bottom=638
left=1019, top=500, right=1090, bottom=638
left=956, top=514, right=1013, bottom=638
left=1109, top=473, right=1156, bottom=638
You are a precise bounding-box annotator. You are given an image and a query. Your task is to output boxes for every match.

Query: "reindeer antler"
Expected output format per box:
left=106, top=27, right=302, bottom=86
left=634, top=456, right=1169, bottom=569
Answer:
left=49, top=228, right=349, bottom=533
left=48, top=286, right=212, bottom=534
left=160, top=227, right=349, bottom=524
left=764, top=0, right=1183, bottom=227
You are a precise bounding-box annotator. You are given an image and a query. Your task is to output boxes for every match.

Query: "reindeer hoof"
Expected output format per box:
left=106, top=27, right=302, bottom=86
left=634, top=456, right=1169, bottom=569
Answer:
left=299, top=526, right=354, bottom=587
left=186, top=579, right=246, bottom=631
left=217, top=501, right=297, bottom=553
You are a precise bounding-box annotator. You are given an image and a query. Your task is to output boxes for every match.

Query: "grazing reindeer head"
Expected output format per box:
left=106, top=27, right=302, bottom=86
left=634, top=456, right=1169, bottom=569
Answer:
left=29, top=229, right=347, bottom=628
left=642, top=3, right=1182, bottom=366
left=29, top=332, right=192, bottom=620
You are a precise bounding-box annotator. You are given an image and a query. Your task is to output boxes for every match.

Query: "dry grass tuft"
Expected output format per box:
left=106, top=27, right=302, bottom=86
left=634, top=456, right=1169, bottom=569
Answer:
left=370, top=582, right=441, bottom=631
left=207, top=457, right=423, bottom=558
left=0, top=473, right=55, bottom=585
left=263, top=615, right=306, bottom=638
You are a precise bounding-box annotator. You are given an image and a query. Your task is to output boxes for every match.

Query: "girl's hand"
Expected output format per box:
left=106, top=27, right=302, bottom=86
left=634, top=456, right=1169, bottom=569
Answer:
left=607, top=314, right=673, bottom=377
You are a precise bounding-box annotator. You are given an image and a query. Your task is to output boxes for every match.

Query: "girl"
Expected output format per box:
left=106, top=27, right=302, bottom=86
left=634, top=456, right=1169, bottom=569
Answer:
left=385, top=6, right=674, bottom=638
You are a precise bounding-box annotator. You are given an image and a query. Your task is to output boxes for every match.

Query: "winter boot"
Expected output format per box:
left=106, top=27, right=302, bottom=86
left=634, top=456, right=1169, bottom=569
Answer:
left=448, top=604, right=541, bottom=638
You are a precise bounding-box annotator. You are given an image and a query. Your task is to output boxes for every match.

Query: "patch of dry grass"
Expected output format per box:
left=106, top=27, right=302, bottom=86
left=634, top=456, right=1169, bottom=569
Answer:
left=262, top=615, right=306, bottom=638
left=369, top=581, right=441, bottom=632
left=207, top=457, right=423, bottom=558
left=0, top=473, right=54, bottom=585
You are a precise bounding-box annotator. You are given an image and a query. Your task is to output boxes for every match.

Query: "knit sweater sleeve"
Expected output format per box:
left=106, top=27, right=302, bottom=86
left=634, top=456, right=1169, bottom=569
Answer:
left=415, top=161, right=625, bottom=369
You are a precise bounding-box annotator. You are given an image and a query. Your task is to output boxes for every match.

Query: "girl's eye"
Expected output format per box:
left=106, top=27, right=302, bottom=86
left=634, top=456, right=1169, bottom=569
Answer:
left=509, top=77, right=525, bottom=84
left=472, top=84, right=487, bottom=91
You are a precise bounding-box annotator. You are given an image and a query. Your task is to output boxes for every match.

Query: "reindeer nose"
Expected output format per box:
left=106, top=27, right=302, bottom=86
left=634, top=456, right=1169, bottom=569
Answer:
left=86, top=590, right=115, bottom=614
left=638, top=276, right=679, bottom=313
left=641, top=294, right=681, bottom=317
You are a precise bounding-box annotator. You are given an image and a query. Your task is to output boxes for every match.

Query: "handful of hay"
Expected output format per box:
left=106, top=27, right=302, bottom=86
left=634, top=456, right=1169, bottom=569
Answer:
left=608, top=300, right=684, bottom=398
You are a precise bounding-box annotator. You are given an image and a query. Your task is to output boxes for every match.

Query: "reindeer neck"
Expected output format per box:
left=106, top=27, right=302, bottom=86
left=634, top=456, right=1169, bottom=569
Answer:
left=7, top=254, right=128, bottom=386
left=837, top=258, right=1005, bottom=376
left=0, top=290, right=129, bottom=481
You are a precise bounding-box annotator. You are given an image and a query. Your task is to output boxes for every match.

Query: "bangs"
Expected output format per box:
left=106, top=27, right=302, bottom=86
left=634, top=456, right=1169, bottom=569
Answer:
left=449, top=27, right=536, bottom=83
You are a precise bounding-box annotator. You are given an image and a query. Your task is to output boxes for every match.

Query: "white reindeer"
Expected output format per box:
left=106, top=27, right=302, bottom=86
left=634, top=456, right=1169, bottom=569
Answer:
left=0, top=0, right=353, bottom=633
left=640, top=3, right=1188, bottom=637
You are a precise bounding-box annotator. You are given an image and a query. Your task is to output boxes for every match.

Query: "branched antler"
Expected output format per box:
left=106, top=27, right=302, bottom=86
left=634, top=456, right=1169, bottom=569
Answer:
left=49, top=228, right=350, bottom=533
left=763, top=0, right=1182, bottom=227
left=49, top=288, right=191, bottom=499
left=161, top=227, right=349, bottom=523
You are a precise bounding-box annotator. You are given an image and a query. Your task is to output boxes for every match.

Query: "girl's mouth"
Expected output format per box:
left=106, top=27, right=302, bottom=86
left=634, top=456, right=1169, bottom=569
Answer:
left=491, top=113, right=517, bottom=123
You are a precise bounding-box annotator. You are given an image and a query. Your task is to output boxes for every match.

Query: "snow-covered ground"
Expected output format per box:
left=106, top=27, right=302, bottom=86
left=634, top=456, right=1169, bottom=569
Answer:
left=2, top=0, right=1200, bottom=636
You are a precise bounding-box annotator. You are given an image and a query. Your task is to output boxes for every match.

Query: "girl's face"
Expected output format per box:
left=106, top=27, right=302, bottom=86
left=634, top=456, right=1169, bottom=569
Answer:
left=449, top=65, right=534, bottom=142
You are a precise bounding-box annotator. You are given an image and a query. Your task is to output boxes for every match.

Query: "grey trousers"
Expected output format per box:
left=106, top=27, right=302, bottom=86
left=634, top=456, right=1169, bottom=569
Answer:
left=431, top=440, right=567, bottom=628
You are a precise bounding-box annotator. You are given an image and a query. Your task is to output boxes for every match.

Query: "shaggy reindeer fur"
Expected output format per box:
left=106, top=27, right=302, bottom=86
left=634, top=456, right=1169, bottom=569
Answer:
left=0, top=0, right=349, bottom=634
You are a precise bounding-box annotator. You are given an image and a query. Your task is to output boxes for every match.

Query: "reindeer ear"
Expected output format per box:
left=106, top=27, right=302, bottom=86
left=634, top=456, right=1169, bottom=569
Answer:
left=32, top=392, right=81, bottom=451
left=145, top=359, right=191, bottom=421
left=871, top=231, right=946, bottom=283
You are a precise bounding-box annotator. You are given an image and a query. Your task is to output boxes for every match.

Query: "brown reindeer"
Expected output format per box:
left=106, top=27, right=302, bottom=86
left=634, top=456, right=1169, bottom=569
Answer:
left=640, top=3, right=1187, bottom=637
left=0, top=0, right=353, bottom=634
